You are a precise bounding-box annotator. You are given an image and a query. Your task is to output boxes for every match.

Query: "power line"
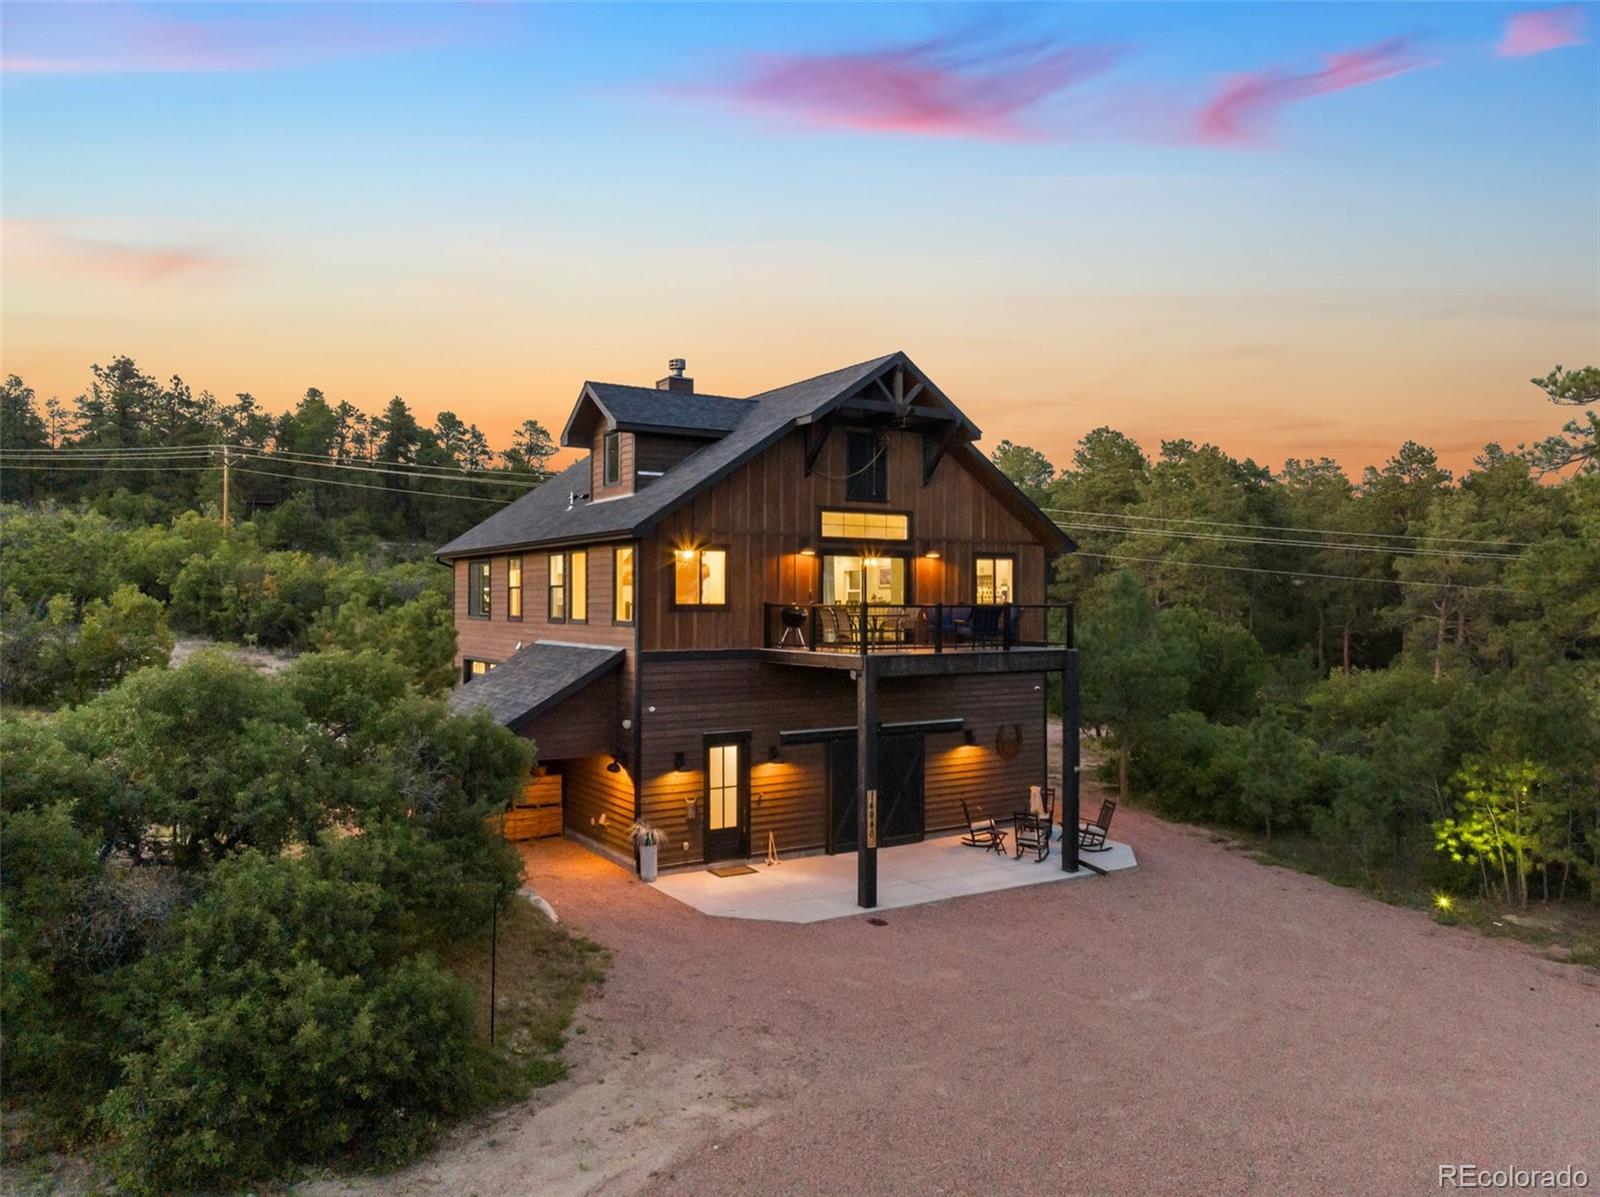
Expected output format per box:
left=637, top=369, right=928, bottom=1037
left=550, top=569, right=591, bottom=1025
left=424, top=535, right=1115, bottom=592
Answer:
left=1071, top=550, right=1524, bottom=594
left=1042, top=506, right=1533, bottom=549
left=233, top=449, right=544, bottom=489
left=0, top=461, right=220, bottom=473
left=1053, top=519, right=1521, bottom=563
left=231, top=465, right=514, bottom=505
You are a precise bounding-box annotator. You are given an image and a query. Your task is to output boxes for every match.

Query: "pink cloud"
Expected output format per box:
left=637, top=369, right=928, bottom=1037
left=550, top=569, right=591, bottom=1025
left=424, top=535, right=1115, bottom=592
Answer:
left=700, top=30, right=1121, bottom=141
left=3, top=219, right=234, bottom=284
left=1192, top=38, right=1432, bottom=145
left=0, top=5, right=460, bottom=75
left=1497, top=6, right=1587, bottom=57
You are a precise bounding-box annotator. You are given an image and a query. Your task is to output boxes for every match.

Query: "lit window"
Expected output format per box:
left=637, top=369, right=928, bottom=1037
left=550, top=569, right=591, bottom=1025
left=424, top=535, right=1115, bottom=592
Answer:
left=468, top=560, right=491, bottom=618
left=819, top=510, right=910, bottom=541
left=507, top=556, right=522, bottom=620
left=570, top=550, right=587, bottom=621
left=548, top=552, right=567, bottom=620
left=463, top=658, right=497, bottom=682
left=822, top=555, right=906, bottom=604
left=708, top=742, right=739, bottom=830
left=976, top=556, right=1015, bottom=604
left=674, top=547, right=727, bottom=607
left=603, top=431, right=621, bottom=486
left=614, top=546, right=634, bottom=623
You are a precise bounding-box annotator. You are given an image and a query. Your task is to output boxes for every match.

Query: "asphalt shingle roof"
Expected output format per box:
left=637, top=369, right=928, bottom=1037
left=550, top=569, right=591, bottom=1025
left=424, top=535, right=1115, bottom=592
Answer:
left=583, top=382, right=750, bottom=436
left=436, top=353, right=899, bottom=558
left=447, top=641, right=622, bottom=729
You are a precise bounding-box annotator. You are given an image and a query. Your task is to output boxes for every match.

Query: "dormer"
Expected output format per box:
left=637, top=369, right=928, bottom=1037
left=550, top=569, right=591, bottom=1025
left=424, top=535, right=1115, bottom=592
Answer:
left=559, top=359, right=751, bottom=499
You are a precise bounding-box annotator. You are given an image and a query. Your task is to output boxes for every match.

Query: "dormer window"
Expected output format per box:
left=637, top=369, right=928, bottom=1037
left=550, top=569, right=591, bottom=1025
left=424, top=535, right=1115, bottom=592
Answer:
left=846, top=430, right=887, bottom=502
left=603, top=431, right=621, bottom=486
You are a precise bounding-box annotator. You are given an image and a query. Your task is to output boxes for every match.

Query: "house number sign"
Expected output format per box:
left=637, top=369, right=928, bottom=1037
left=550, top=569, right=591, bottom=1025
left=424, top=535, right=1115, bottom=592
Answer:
left=866, top=789, right=878, bottom=848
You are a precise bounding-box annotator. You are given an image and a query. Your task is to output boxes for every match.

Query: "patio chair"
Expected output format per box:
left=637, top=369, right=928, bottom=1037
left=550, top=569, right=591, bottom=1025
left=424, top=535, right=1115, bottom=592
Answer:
left=960, top=800, right=1007, bottom=856
left=968, top=605, right=1003, bottom=648
left=1012, top=788, right=1055, bottom=862
left=1078, top=800, right=1116, bottom=852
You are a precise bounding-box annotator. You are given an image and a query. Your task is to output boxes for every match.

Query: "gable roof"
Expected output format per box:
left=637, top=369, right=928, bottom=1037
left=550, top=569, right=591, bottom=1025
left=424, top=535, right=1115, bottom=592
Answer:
left=561, top=382, right=751, bottom=446
left=435, top=351, right=1073, bottom=559
left=447, top=641, right=622, bottom=730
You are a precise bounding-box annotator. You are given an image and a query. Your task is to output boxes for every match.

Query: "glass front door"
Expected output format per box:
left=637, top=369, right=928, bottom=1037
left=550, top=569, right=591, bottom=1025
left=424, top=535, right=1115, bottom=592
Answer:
left=822, top=554, right=907, bottom=605
left=703, top=737, right=749, bottom=861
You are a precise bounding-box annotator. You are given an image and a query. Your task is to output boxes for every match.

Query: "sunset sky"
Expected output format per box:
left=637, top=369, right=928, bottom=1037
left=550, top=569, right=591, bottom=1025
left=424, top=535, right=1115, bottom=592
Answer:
left=2, top=2, right=1595, bottom=475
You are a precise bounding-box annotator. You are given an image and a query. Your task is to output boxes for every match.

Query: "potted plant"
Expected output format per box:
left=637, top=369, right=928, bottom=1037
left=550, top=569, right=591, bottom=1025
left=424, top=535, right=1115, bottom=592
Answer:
left=630, top=822, right=662, bottom=882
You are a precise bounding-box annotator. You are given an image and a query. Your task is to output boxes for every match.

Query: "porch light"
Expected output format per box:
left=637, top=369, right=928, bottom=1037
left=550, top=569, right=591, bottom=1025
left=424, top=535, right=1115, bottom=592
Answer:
left=799, top=545, right=817, bottom=557
left=676, top=548, right=695, bottom=561
left=963, top=729, right=978, bottom=746
left=864, top=557, right=881, bottom=567
left=606, top=756, right=623, bottom=774
left=674, top=751, right=687, bottom=771
left=924, top=548, right=941, bottom=560
left=768, top=744, right=781, bottom=763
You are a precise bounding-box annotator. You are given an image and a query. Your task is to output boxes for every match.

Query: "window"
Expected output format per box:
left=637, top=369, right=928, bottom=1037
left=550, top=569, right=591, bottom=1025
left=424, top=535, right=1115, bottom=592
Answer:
left=976, top=555, right=1015, bottom=604
left=819, top=509, right=910, bottom=541
left=845, top=430, right=887, bottom=502
left=548, top=552, right=566, bottom=621
left=603, top=431, right=621, bottom=486
left=507, top=556, right=523, bottom=620
left=673, top=547, right=727, bottom=607
left=467, top=560, right=491, bottom=618
left=462, top=658, right=497, bottom=682
left=613, top=546, right=635, bottom=623
left=570, top=550, right=588, bottom=622
left=822, top=555, right=907, bottom=605
left=707, top=741, right=739, bottom=832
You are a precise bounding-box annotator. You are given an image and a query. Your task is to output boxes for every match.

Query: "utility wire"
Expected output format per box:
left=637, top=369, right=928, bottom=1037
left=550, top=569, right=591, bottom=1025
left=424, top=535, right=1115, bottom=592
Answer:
left=233, top=449, right=544, bottom=489
left=231, top=466, right=514, bottom=505
left=1053, top=519, right=1521, bottom=562
left=1042, top=506, right=1533, bottom=549
left=1071, top=551, right=1524, bottom=595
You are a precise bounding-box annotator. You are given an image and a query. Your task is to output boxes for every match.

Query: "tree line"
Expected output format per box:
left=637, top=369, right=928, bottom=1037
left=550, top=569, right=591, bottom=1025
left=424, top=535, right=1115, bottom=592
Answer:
left=1, top=356, right=558, bottom=543
left=992, top=366, right=1598, bottom=918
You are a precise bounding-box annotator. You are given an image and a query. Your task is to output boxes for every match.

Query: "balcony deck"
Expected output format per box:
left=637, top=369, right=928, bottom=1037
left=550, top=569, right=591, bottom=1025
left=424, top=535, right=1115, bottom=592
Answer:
left=760, top=601, right=1073, bottom=675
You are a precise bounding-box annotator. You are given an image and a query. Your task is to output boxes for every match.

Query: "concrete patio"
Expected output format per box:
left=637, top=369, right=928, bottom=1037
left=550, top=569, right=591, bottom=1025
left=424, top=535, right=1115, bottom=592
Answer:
left=649, top=831, right=1137, bottom=922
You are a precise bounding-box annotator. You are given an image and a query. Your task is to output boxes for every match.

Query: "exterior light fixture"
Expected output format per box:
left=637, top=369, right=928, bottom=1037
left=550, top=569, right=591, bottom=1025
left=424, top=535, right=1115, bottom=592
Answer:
left=768, top=744, right=781, bottom=763
left=1434, top=893, right=1453, bottom=912
left=674, top=751, right=687, bottom=771
left=864, top=557, right=881, bottom=567
left=677, top=548, right=695, bottom=560
left=606, top=756, right=623, bottom=774
left=924, top=548, right=941, bottom=560
left=799, top=545, right=817, bottom=557
left=963, top=729, right=978, bottom=746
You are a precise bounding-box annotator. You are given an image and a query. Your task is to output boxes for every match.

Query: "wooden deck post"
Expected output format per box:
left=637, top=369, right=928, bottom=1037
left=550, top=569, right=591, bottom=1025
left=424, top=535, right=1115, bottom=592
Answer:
left=856, top=658, right=878, bottom=907
left=1062, top=612, right=1081, bottom=874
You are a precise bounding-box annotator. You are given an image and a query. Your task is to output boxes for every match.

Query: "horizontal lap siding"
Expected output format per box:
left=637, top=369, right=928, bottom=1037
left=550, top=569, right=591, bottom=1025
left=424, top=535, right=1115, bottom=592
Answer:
left=637, top=656, right=1048, bottom=866
left=563, top=753, right=635, bottom=857
left=591, top=430, right=635, bottom=499
left=641, top=427, right=1047, bottom=652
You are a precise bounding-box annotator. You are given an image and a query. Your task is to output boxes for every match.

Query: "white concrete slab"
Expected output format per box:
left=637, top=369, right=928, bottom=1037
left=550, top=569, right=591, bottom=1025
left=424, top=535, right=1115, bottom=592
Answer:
left=649, top=833, right=1137, bottom=923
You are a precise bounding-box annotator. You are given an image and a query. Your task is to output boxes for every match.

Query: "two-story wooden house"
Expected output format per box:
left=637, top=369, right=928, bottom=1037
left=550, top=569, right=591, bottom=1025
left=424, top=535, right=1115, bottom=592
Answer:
left=439, top=352, right=1082, bottom=903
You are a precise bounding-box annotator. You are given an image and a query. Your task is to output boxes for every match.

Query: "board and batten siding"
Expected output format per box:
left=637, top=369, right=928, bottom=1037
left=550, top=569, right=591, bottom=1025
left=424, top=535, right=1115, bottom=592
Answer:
left=637, top=425, right=1047, bottom=652
left=637, top=656, right=1047, bottom=867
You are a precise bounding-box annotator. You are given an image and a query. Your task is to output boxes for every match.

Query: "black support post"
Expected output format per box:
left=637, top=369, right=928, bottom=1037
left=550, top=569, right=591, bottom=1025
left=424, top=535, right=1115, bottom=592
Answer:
left=856, top=659, right=878, bottom=908
left=1062, top=624, right=1081, bottom=874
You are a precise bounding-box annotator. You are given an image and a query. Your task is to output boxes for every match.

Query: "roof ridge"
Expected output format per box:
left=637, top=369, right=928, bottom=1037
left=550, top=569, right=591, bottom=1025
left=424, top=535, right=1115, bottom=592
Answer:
left=584, top=380, right=748, bottom=403
left=741, top=351, right=901, bottom=401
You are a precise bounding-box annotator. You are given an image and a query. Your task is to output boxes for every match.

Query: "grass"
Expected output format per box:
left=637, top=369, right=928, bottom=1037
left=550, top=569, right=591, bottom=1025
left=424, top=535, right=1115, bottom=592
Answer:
left=440, top=893, right=610, bottom=1101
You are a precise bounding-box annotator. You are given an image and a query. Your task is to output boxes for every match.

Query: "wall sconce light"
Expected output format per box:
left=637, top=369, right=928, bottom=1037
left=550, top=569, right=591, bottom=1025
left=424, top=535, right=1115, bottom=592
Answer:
left=768, top=744, right=781, bottom=763
left=924, top=549, right=941, bottom=560
left=864, top=557, right=881, bottom=567
left=674, top=751, right=687, bottom=771
left=963, top=729, right=978, bottom=746
left=676, top=547, right=695, bottom=561
left=799, top=544, right=817, bottom=557
left=606, top=756, right=623, bottom=774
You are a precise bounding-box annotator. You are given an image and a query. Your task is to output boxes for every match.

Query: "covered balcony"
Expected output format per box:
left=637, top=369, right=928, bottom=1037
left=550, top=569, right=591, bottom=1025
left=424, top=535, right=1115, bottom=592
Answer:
left=762, top=601, right=1073, bottom=660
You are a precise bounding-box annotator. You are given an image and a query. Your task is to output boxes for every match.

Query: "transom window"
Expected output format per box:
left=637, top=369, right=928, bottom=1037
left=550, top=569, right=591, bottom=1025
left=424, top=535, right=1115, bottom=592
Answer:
left=976, top=555, right=1015, bottom=604
left=819, top=509, right=910, bottom=541
left=845, top=430, right=887, bottom=502
left=674, top=547, right=727, bottom=607
left=467, top=560, right=491, bottom=618
left=613, top=546, right=635, bottom=623
left=507, top=556, right=523, bottom=620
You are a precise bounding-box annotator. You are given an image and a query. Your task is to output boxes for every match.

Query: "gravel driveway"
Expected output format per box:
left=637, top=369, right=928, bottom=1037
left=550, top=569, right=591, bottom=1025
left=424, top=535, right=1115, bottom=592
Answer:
left=330, top=793, right=1599, bottom=1197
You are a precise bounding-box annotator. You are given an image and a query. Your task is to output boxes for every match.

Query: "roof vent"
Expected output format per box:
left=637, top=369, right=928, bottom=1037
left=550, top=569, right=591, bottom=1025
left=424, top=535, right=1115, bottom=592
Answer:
left=656, top=358, right=694, bottom=394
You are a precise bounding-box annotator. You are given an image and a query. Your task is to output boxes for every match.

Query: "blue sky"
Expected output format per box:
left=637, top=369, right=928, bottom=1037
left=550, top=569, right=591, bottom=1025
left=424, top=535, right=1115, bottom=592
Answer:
left=3, top=3, right=1595, bottom=472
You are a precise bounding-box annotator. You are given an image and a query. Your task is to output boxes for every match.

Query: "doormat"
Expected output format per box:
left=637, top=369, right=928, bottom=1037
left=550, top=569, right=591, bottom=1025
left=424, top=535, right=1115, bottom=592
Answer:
left=708, top=865, right=758, bottom=878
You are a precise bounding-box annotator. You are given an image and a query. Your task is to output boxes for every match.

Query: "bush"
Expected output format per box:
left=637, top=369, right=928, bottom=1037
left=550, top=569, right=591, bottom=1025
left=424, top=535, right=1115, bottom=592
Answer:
left=0, top=586, right=172, bottom=707
left=100, top=851, right=488, bottom=1193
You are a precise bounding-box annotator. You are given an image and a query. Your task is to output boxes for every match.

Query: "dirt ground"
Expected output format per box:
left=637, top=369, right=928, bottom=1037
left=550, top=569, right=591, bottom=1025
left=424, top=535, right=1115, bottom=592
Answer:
left=302, top=768, right=1600, bottom=1197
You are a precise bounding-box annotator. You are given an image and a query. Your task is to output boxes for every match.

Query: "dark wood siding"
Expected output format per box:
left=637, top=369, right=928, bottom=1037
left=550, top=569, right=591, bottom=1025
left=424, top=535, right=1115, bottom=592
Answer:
left=562, top=753, right=635, bottom=857
left=518, top=671, right=618, bottom=762
left=638, top=426, right=1048, bottom=651
left=634, top=434, right=711, bottom=483
left=638, top=655, right=1047, bottom=867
